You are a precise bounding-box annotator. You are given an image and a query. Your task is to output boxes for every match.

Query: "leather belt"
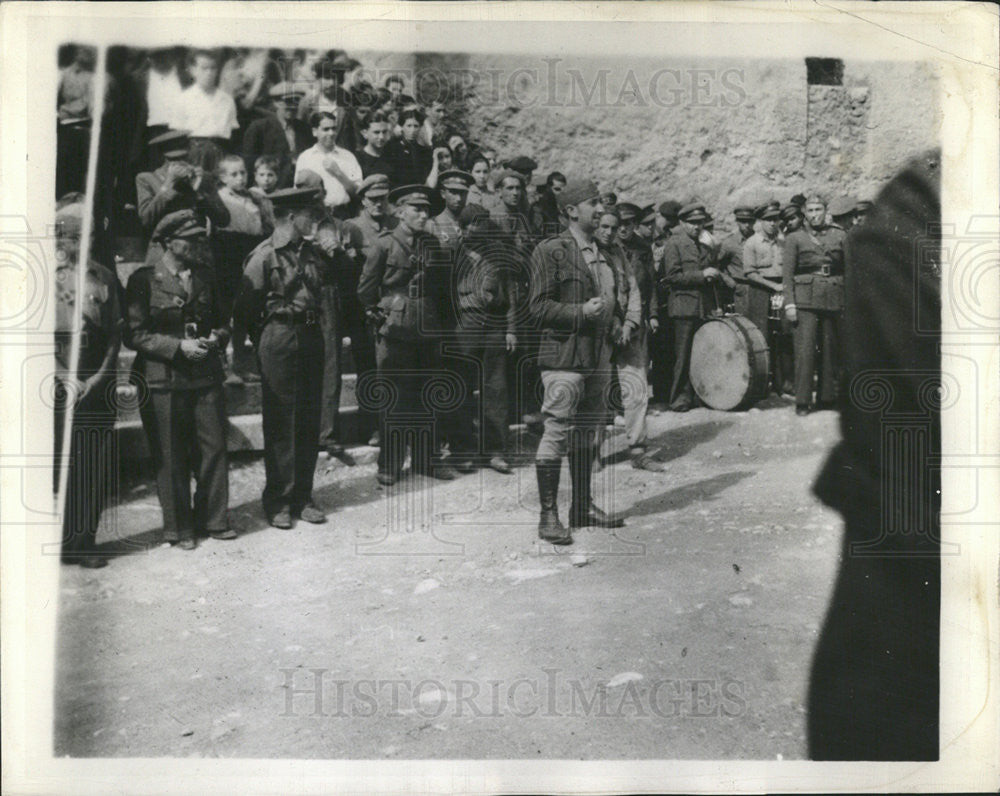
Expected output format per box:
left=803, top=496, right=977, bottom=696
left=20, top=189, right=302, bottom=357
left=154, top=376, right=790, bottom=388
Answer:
left=270, top=309, right=320, bottom=326
left=797, top=266, right=840, bottom=277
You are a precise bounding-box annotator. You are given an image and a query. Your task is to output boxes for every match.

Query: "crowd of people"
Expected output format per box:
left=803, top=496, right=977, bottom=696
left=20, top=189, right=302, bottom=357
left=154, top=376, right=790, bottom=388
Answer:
left=55, top=44, right=874, bottom=564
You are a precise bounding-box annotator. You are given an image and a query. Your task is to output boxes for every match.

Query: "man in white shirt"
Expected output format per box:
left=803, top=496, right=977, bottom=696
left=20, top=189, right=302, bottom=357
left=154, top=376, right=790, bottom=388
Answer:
left=174, top=50, right=239, bottom=143
left=294, top=110, right=362, bottom=216
left=145, top=49, right=183, bottom=139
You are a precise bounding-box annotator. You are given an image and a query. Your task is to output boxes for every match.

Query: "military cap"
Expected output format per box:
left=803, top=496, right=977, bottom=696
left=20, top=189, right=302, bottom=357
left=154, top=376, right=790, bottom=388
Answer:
left=757, top=202, right=781, bottom=220
left=459, top=203, right=491, bottom=227
left=495, top=169, right=525, bottom=188
left=779, top=204, right=802, bottom=221
left=149, top=129, right=190, bottom=158
left=357, top=173, right=390, bottom=198
left=829, top=195, right=858, bottom=217
left=855, top=199, right=873, bottom=213
left=268, top=81, right=306, bottom=104
left=507, top=155, right=538, bottom=173
left=269, top=186, right=324, bottom=209
left=389, top=184, right=433, bottom=207
left=616, top=202, right=641, bottom=221
left=658, top=200, right=682, bottom=220
left=55, top=203, right=84, bottom=238
left=294, top=170, right=325, bottom=190
left=439, top=170, right=474, bottom=192
left=804, top=192, right=827, bottom=207
left=639, top=204, right=658, bottom=224
left=678, top=202, right=709, bottom=222
left=733, top=205, right=756, bottom=222
left=556, top=178, right=601, bottom=209
left=152, top=209, right=207, bottom=242
left=789, top=193, right=807, bottom=208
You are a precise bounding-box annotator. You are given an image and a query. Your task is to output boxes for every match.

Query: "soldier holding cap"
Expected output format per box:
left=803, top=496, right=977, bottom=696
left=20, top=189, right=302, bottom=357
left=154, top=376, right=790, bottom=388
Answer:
left=782, top=193, right=847, bottom=414
left=241, top=82, right=314, bottom=190
left=125, top=209, right=235, bottom=550
left=529, top=178, right=627, bottom=545
left=135, top=130, right=231, bottom=265
left=741, top=201, right=794, bottom=394
left=232, top=187, right=331, bottom=528
left=659, top=202, right=724, bottom=412
left=53, top=198, right=122, bottom=568
left=357, top=184, right=459, bottom=485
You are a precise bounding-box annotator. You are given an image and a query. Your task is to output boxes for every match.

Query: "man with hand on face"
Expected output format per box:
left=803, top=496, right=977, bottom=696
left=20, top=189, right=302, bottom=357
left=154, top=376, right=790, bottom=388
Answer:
left=529, top=179, right=627, bottom=546
left=294, top=111, right=363, bottom=219
left=782, top=193, right=846, bottom=415
left=357, top=185, right=458, bottom=486
left=232, top=188, right=330, bottom=529
left=659, top=202, right=722, bottom=412
left=125, top=210, right=236, bottom=550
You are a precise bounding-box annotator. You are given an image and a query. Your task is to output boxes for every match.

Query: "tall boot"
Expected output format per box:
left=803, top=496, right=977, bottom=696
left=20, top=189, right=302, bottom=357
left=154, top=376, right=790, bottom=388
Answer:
left=535, top=459, right=571, bottom=545
left=568, top=444, right=625, bottom=529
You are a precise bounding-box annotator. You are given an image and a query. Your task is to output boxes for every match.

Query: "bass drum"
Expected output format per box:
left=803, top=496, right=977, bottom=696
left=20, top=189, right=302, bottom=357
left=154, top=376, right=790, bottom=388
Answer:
left=690, top=314, right=770, bottom=410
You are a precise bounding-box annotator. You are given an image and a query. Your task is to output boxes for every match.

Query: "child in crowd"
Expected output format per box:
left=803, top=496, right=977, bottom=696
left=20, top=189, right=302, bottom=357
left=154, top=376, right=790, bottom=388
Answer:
left=214, top=154, right=271, bottom=383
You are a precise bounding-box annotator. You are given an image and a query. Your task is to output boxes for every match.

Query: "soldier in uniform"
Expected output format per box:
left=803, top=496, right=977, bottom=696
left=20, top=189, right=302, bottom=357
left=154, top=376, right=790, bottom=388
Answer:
left=616, top=203, right=665, bottom=471
left=829, top=195, right=857, bottom=231
left=659, top=203, right=724, bottom=412
left=529, top=178, right=627, bottom=546
left=740, top=201, right=794, bottom=394
left=54, top=200, right=122, bottom=568
left=347, top=173, right=397, bottom=259
left=782, top=194, right=847, bottom=415
left=357, top=184, right=459, bottom=486
left=426, top=169, right=472, bottom=258
left=232, top=187, right=330, bottom=528
left=125, top=210, right=236, bottom=550
left=780, top=202, right=803, bottom=235
left=648, top=200, right=679, bottom=411
left=717, top=205, right=757, bottom=311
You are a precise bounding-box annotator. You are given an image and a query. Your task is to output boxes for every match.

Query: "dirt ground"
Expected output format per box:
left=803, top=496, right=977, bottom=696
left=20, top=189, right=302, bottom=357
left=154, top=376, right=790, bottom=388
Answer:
left=54, top=397, right=844, bottom=760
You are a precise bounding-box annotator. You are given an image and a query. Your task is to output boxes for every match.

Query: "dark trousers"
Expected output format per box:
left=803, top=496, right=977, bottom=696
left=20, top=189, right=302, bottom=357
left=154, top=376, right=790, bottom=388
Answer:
left=141, top=385, right=229, bottom=541
left=319, top=288, right=377, bottom=447
left=794, top=308, right=841, bottom=406
left=54, top=385, right=117, bottom=559
left=214, top=231, right=265, bottom=354
left=453, top=318, right=509, bottom=458
left=647, top=320, right=673, bottom=405
left=506, top=333, right=541, bottom=423
left=808, top=534, right=940, bottom=760
left=258, top=321, right=324, bottom=516
left=668, top=317, right=699, bottom=407
left=374, top=335, right=456, bottom=477
left=743, top=284, right=795, bottom=395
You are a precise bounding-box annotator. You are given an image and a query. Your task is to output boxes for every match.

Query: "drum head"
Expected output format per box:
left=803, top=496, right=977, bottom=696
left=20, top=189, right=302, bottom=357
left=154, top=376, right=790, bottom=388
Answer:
left=691, top=318, right=751, bottom=410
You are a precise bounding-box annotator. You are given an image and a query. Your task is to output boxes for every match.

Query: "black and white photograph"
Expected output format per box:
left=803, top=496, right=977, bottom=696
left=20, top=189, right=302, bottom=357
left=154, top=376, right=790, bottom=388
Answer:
left=2, top=2, right=998, bottom=793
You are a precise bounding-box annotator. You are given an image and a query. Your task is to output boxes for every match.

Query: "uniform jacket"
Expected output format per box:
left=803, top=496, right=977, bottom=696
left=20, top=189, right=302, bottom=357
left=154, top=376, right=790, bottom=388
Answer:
left=622, top=235, right=659, bottom=324
left=356, top=225, right=450, bottom=340
left=125, top=257, right=229, bottom=390
left=659, top=229, right=717, bottom=318
left=241, top=112, right=313, bottom=189
left=600, top=241, right=641, bottom=328
left=782, top=224, right=847, bottom=311
left=528, top=230, right=625, bottom=372
left=55, top=260, right=122, bottom=384
left=454, top=242, right=517, bottom=334
left=135, top=163, right=231, bottom=235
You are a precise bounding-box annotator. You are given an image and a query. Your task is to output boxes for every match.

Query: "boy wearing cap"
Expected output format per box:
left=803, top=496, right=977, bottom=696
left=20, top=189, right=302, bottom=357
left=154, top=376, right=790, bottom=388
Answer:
left=241, top=83, right=313, bottom=190
left=125, top=210, right=235, bottom=550
left=54, top=198, right=122, bottom=568
left=659, top=202, right=724, bottom=412
left=357, top=184, right=459, bottom=485
left=529, top=179, right=627, bottom=545
left=782, top=194, right=847, bottom=414
left=232, top=187, right=330, bottom=528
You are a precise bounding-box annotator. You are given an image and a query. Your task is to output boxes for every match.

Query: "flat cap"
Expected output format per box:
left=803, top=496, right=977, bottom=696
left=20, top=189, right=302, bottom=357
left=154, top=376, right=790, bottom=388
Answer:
left=294, top=170, right=325, bottom=190
left=357, top=173, right=390, bottom=198
left=268, top=81, right=306, bottom=103
left=507, top=155, right=538, bottom=173
left=658, top=200, right=681, bottom=220
left=757, top=201, right=781, bottom=220
left=55, top=203, right=84, bottom=238
left=733, top=205, right=757, bottom=221
left=616, top=202, right=641, bottom=221
left=556, top=178, right=601, bottom=209
left=152, top=209, right=206, bottom=242
left=269, top=186, right=324, bottom=209
left=149, top=129, right=190, bottom=157
left=804, top=192, right=827, bottom=207
left=389, top=184, right=433, bottom=207
left=829, top=195, right=858, bottom=217
left=439, top=170, right=473, bottom=192
left=495, top=169, right=525, bottom=187
left=678, top=202, right=709, bottom=222
left=779, top=204, right=802, bottom=221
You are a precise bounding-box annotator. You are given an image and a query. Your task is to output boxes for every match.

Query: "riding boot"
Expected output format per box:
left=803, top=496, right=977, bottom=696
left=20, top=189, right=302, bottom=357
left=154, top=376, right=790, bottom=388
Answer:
left=568, top=444, right=625, bottom=529
left=535, top=458, right=571, bottom=545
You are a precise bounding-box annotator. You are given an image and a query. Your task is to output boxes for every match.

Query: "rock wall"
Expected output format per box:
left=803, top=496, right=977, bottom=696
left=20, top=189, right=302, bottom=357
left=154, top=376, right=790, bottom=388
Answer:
left=359, top=52, right=939, bottom=224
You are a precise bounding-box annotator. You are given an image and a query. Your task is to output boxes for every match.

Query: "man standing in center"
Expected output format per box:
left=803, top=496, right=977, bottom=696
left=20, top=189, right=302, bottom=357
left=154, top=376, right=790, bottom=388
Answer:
left=530, top=178, right=627, bottom=546
left=232, top=187, right=330, bottom=529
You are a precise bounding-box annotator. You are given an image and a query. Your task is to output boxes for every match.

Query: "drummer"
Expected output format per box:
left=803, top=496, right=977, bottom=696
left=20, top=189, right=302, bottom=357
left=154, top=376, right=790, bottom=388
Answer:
left=741, top=201, right=793, bottom=394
